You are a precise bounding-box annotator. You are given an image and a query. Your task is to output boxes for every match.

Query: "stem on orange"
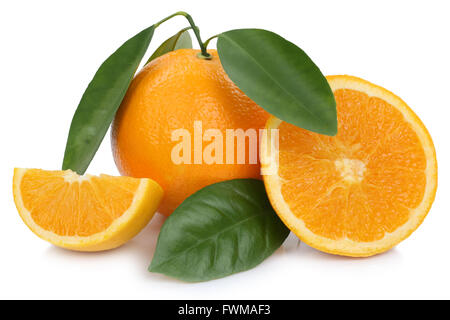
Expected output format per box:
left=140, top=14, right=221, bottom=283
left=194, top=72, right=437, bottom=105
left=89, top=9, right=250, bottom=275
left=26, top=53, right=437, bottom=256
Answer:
left=154, top=11, right=211, bottom=59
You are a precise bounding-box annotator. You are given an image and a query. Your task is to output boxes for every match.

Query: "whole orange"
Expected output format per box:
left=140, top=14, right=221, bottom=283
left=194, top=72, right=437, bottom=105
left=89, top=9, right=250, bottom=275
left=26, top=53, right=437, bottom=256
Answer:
left=111, top=49, right=269, bottom=215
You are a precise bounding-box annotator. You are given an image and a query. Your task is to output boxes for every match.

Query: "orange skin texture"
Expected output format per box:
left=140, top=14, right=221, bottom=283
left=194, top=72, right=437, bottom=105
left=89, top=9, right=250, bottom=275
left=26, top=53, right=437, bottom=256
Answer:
left=111, top=49, right=269, bottom=215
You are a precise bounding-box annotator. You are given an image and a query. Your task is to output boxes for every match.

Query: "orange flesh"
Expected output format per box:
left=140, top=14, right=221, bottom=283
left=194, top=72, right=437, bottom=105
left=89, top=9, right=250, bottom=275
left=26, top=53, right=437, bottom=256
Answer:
left=20, top=169, right=141, bottom=236
left=278, top=89, right=427, bottom=242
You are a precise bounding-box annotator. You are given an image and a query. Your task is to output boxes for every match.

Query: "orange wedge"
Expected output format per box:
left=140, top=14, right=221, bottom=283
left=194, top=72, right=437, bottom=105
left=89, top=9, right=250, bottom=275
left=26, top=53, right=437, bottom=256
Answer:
left=13, top=168, right=163, bottom=251
left=261, top=75, right=437, bottom=257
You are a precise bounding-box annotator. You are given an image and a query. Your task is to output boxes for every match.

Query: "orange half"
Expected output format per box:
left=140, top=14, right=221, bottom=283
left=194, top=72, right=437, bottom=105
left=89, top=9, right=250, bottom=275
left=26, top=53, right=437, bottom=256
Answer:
left=261, top=75, right=437, bottom=257
left=13, top=168, right=163, bottom=251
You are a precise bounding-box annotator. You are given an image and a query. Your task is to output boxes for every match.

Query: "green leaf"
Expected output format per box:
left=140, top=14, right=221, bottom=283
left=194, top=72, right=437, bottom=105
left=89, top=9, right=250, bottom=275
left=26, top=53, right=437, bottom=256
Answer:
left=145, top=29, right=192, bottom=65
left=217, top=29, right=337, bottom=136
left=149, top=179, right=290, bottom=282
left=62, top=26, right=155, bottom=174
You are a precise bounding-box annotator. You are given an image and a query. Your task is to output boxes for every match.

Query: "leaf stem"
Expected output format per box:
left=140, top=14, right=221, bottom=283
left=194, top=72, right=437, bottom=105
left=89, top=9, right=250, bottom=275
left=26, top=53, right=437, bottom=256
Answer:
left=179, top=26, right=193, bottom=33
left=154, top=11, right=210, bottom=59
left=203, top=34, right=219, bottom=50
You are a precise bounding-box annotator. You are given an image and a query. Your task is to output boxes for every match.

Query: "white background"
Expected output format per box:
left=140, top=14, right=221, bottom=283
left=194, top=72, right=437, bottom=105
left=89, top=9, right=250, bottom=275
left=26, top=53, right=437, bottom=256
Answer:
left=1, top=0, right=449, bottom=299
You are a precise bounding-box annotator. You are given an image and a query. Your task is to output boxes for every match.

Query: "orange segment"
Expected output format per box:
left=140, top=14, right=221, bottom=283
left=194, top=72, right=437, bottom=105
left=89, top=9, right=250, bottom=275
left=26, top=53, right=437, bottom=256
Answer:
left=13, top=168, right=163, bottom=251
left=262, top=75, right=437, bottom=257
